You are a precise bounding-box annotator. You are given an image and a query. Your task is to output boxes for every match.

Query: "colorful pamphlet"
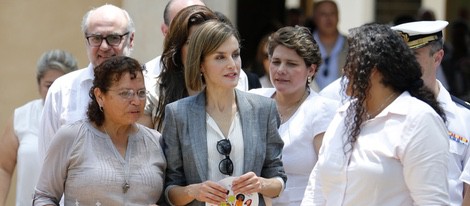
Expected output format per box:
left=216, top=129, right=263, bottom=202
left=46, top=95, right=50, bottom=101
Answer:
left=206, top=177, right=259, bottom=206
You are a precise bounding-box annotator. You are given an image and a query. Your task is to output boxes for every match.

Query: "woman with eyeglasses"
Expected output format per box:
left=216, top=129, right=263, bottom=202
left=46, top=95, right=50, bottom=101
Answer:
left=250, top=26, right=338, bottom=206
left=33, top=56, right=166, bottom=205
left=162, top=20, right=287, bottom=206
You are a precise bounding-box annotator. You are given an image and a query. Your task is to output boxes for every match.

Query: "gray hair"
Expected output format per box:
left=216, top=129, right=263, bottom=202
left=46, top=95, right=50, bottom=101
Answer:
left=428, top=39, right=444, bottom=56
left=36, top=50, right=78, bottom=84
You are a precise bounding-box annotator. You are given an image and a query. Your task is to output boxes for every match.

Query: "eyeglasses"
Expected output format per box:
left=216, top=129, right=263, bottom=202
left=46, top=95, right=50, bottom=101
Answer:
left=110, top=89, right=147, bottom=100
left=86, top=32, right=129, bottom=47
left=217, top=139, right=233, bottom=176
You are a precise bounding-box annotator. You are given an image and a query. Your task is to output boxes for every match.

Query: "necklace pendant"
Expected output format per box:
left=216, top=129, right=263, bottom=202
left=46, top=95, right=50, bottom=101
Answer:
left=122, top=182, right=130, bottom=193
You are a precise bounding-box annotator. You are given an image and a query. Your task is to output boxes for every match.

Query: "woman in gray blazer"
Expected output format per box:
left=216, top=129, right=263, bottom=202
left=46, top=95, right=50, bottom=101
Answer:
left=162, top=20, right=287, bottom=206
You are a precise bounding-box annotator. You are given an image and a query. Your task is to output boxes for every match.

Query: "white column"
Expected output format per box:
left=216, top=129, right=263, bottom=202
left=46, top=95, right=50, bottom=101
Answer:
left=122, top=0, right=235, bottom=63
left=205, top=0, right=237, bottom=25
left=122, top=0, right=166, bottom=63
left=335, top=0, right=375, bottom=35
left=421, top=0, right=446, bottom=20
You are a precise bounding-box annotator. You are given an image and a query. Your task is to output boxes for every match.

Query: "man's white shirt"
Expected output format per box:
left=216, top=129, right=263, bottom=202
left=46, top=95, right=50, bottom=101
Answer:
left=39, top=63, right=94, bottom=162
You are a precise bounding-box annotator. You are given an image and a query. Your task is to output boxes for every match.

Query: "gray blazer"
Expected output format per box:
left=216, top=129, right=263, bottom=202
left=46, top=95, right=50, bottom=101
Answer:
left=162, top=89, right=286, bottom=206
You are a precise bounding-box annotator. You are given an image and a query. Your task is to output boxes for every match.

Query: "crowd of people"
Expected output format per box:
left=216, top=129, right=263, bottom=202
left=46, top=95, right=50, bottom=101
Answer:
left=1, top=0, right=470, bottom=206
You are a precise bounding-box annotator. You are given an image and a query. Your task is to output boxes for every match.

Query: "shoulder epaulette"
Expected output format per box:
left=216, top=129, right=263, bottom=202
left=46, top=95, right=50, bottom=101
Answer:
left=451, top=95, right=470, bottom=110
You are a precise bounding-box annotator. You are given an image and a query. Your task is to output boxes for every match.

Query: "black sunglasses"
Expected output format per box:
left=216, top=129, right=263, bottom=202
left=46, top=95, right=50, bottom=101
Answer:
left=217, top=139, right=233, bottom=176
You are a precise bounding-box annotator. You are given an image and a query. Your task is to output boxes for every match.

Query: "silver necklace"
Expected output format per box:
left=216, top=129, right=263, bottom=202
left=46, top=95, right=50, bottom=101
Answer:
left=103, top=126, right=131, bottom=194
left=365, top=92, right=397, bottom=120
left=276, top=89, right=310, bottom=123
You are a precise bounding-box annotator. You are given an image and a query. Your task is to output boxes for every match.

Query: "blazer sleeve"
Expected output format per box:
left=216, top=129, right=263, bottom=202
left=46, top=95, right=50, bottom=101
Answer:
left=162, top=104, right=186, bottom=202
left=261, top=100, right=287, bottom=184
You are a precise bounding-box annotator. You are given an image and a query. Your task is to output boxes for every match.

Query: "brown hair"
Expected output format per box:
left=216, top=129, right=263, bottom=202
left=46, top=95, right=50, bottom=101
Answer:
left=268, top=26, right=322, bottom=81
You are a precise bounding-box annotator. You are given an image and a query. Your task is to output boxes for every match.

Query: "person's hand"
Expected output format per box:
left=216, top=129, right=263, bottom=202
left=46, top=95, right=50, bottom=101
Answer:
left=186, top=180, right=228, bottom=204
left=231, top=172, right=262, bottom=195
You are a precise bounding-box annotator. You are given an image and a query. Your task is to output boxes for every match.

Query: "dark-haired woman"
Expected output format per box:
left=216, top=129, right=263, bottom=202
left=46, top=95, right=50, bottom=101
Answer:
left=301, top=23, right=450, bottom=205
left=34, top=56, right=166, bottom=205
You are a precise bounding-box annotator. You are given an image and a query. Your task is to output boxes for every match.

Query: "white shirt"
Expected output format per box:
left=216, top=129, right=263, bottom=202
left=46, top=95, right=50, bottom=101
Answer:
left=436, top=81, right=470, bottom=206
left=143, top=56, right=162, bottom=129
left=14, top=99, right=42, bottom=206
left=144, top=55, right=163, bottom=79
left=319, top=78, right=346, bottom=103
left=302, top=92, right=450, bottom=206
left=143, top=56, right=163, bottom=108
left=250, top=88, right=338, bottom=206
left=321, top=79, right=470, bottom=206
left=259, top=75, right=273, bottom=88
left=39, top=64, right=94, bottom=162
left=206, top=112, right=244, bottom=181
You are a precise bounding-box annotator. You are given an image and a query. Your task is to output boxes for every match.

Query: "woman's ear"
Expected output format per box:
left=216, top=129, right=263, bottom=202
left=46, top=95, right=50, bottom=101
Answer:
left=94, top=87, right=104, bottom=106
left=200, top=61, right=205, bottom=73
left=308, top=64, right=317, bottom=77
left=370, top=67, right=384, bottom=85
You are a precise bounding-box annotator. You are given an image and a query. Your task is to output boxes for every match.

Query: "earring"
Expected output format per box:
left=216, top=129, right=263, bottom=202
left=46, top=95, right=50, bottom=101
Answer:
left=171, top=52, right=179, bottom=67
left=200, top=72, right=205, bottom=84
left=99, top=105, right=103, bottom=112
left=307, top=76, right=312, bottom=84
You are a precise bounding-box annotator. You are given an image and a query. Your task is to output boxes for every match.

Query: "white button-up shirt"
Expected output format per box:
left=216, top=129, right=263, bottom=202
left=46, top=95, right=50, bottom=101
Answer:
left=437, top=81, right=470, bottom=206
left=302, top=92, right=450, bottom=206
left=39, top=63, right=94, bottom=162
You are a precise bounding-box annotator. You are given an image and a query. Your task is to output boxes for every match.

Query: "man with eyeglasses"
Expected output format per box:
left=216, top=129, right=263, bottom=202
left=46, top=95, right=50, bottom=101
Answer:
left=39, top=4, right=135, bottom=162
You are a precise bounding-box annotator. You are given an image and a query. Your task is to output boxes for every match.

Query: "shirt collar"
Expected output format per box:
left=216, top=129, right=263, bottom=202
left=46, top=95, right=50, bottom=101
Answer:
left=79, top=63, right=95, bottom=86
left=436, top=80, right=452, bottom=107
left=338, top=91, right=411, bottom=118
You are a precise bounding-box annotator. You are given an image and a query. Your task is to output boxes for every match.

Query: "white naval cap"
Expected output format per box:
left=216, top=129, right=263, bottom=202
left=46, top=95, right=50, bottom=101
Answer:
left=391, top=20, right=449, bottom=49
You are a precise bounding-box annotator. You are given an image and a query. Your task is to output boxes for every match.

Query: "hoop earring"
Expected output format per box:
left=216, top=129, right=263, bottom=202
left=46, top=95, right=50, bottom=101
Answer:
left=171, top=52, right=179, bottom=67
left=99, top=105, right=104, bottom=112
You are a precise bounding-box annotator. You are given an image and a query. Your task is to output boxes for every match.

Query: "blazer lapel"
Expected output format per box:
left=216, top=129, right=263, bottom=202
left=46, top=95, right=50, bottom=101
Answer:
left=235, top=90, right=257, bottom=173
left=188, top=92, right=209, bottom=182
